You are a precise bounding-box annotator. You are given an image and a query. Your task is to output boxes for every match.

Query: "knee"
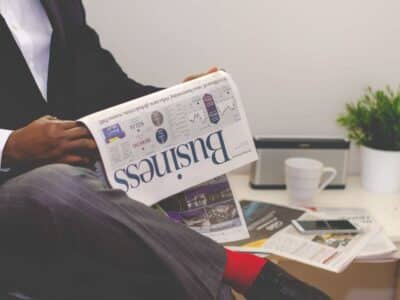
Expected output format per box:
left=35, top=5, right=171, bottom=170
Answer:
left=20, top=163, right=86, bottom=184
left=30, top=163, right=88, bottom=178
left=5, top=164, right=95, bottom=200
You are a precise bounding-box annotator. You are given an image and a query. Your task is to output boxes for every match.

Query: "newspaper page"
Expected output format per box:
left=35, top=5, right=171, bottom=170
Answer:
left=315, top=207, right=397, bottom=261
left=80, top=71, right=257, bottom=206
left=156, top=175, right=249, bottom=243
left=262, top=213, right=379, bottom=273
left=225, top=200, right=306, bottom=253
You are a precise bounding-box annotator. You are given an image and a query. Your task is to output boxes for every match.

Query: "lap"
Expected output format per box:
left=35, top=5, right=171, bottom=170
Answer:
left=0, top=164, right=227, bottom=300
left=0, top=164, right=159, bottom=261
left=0, top=165, right=184, bottom=299
left=0, top=164, right=105, bottom=257
left=0, top=164, right=106, bottom=197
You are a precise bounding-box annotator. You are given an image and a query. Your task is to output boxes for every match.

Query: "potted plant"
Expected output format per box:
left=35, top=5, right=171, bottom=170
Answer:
left=337, top=86, right=400, bottom=193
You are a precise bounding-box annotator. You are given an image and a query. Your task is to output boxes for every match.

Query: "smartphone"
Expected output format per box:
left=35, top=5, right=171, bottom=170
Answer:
left=291, top=219, right=360, bottom=234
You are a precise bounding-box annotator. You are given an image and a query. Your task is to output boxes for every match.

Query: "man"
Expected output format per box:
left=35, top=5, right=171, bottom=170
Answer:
left=0, top=1, right=330, bottom=299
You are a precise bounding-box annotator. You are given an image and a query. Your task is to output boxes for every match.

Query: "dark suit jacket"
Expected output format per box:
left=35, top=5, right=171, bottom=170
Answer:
left=0, top=2, right=166, bottom=298
left=0, top=0, right=161, bottom=130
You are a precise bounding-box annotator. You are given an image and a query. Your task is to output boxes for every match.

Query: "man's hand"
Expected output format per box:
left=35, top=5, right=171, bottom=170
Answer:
left=3, top=116, right=98, bottom=169
left=183, top=67, right=219, bottom=82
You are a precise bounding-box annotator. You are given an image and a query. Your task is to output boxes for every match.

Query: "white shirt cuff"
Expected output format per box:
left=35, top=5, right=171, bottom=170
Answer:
left=0, top=129, right=13, bottom=172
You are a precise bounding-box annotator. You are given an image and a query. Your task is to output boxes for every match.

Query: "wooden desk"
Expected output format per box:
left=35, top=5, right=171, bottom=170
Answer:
left=228, top=174, right=400, bottom=300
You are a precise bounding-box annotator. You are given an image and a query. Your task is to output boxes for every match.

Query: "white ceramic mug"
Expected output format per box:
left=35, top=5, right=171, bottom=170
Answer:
left=285, top=158, right=337, bottom=204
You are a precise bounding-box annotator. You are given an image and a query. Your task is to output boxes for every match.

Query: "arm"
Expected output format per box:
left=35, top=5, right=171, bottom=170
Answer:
left=69, top=1, right=217, bottom=116
left=2, top=116, right=97, bottom=170
left=70, top=3, right=163, bottom=116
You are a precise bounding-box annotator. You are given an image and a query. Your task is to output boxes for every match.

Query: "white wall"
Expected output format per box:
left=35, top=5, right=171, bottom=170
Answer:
left=82, top=0, right=400, bottom=173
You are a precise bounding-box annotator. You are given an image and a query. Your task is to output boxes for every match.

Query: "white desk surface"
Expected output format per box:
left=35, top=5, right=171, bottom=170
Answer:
left=228, top=174, right=400, bottom=243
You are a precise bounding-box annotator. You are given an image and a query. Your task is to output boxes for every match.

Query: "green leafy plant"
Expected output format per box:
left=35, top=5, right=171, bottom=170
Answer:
left=337, top=86, right=400, bottom=151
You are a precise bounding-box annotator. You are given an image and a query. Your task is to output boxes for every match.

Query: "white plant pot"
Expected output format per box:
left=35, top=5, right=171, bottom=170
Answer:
left=361, top=145, right=400, bottom=193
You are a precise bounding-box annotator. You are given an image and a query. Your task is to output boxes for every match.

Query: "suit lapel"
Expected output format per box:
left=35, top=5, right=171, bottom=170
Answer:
left=40, top=0, right=67, bottom=47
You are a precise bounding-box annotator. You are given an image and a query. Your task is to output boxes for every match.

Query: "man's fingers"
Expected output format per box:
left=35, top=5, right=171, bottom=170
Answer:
left=38, top=115, right=77, bottom=129
left=183, top=74, right=198, bottom=82
left=183, top=67, right=220, bottom=82
left=57, top=120, right=79, bottom=130
left=65, top=126, right=92, bottom=140
left=207, top=66, right=219, bottom=74
left=41, top=115, right=58, bottom=121
left=64, top=138, right=98, bottom=152
left=59, top=155, right=91, bottom=166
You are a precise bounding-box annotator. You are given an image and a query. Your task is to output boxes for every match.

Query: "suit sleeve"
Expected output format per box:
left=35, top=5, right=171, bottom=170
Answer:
left=0, top=129, right=12, bottom=171
left=70, top=2, right=163, bottom=115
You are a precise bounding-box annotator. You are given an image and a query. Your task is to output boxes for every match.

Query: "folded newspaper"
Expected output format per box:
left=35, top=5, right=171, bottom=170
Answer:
left=314, top=207, right=397, bottom=261
left=80, top=71, right=257, bottom=206
left=225, top=200, right=384, bottom=273
left=262, top=213, right=378, bottom=273
left=225, top=200, right=307, bottom=251
left=156, top=175, right=249, bottom=243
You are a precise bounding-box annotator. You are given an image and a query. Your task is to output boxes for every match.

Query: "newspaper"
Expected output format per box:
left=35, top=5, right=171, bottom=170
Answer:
left=315, top=207, right=397, bottom=261
left=157, top=175, right=249, bottom=243
left=80, top=71, right=257, bottom=206
left=262, top=213, right=379, bottom=273
left=225, top=200, right=380, bottom=273
left=225, top=200, right=306, bottom=252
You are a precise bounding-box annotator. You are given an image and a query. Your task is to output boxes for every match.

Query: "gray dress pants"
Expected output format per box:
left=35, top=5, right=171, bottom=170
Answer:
left=0, top=164, right=234, bottom=300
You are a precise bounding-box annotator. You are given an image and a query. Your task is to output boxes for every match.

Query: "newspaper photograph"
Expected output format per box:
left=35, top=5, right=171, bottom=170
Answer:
left=262, top=213, right=379, bottom=273
left=225, top=200, right=306, bottom=252
left=80, top=71, right=257, bottom=206
left=157, top=175, right=249, bottom=243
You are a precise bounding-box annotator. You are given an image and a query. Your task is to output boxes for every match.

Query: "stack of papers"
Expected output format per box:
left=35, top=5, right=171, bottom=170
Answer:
left=224, top=200, right=397, bottom=273
left=315, top=207, right=397, bottom=262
